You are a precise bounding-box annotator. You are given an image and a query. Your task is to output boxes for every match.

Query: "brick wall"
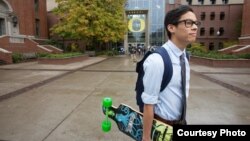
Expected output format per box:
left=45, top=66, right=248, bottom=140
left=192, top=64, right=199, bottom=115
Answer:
left=0, top=51, right=12, bottom=64
left=191, top=4, right=243, bottom=50
left=6, top=0, right=48, bottom=38
left=0, top=36, right=50, bottom=53
left=165, top=3, right=243, bottom=50
left=0, top=36, right=9, bottom=49
left=239, top=0, right=250, bottom=45
left=191, top=56, right=250, bottom=68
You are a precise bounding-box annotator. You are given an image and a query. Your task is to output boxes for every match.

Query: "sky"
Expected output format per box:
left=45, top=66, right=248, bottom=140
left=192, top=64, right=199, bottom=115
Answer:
left=46, top=0, right=57, bottom=11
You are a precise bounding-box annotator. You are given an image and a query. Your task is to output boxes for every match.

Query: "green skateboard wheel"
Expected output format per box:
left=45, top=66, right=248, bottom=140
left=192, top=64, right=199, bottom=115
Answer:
left=102, top=120, right=111, bottom=132
left=102, top=97, right=112, bottom=108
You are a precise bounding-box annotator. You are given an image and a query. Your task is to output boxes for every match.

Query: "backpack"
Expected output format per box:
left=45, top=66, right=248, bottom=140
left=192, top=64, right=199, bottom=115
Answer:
left=135, top=47, right=190, bottom=112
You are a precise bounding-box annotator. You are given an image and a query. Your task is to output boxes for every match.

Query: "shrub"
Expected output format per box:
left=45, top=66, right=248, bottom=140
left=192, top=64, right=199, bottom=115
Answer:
left=36, top=53, right=50, bottom=58
left=190, top=50, right=250, bottom=59
left=223, top=40, right=238, bottom=48
left=45, top=39, right=63, bottom=49
left=12, top=53, right=24, bottom=63
left=66, top=43, right=81, bottom=52
left=41, top=52, right=83, bottom=59
left=238, top=54, right=250, bottom=59
left=106, top=51, right=114, bottom=56
left=188, top=42, right=207, bottom=53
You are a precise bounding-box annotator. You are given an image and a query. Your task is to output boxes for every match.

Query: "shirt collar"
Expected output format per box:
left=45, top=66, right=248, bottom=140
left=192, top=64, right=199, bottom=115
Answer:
left=164, top=40, right=185, bottom=58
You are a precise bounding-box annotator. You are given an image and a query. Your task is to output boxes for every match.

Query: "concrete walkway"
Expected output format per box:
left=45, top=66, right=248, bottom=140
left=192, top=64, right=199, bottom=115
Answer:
left=0, top=57, right=106, bottom=99
left=0, top=55, right=249, bottom=141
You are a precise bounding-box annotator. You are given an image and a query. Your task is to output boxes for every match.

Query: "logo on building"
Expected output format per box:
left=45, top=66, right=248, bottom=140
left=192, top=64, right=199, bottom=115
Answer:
left=128, top=18, right=145, bottom=33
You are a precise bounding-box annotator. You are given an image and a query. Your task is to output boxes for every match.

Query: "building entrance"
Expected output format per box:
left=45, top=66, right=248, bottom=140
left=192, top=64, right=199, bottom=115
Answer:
left=125, top=10, right=148, bottom=54
left=0, top=18, right=5, bottom=35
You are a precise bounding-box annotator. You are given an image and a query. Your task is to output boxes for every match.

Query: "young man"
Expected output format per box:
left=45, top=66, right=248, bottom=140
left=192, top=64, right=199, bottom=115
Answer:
left=142, top=5, right=200, bottom=141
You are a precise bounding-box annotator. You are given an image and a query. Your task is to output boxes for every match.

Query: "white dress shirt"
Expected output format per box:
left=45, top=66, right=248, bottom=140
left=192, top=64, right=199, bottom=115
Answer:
left=141, top=40, right=190, bottom=121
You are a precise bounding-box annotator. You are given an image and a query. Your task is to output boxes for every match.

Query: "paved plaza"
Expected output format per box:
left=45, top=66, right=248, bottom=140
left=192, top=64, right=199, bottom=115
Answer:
left=0, top=55, right=249, bottom=141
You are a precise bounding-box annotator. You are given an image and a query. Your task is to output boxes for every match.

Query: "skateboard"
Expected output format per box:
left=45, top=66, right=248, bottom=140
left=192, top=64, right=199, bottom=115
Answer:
left=101, top=97, right=173, bottom=141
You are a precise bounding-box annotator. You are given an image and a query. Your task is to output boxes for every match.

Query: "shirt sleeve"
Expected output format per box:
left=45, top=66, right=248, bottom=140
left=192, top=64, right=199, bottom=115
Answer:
left=141, top=53, right=164, bottom=105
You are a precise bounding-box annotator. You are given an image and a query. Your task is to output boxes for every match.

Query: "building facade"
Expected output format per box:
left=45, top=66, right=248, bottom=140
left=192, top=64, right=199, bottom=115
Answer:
left=124, top=0, right=166, bottom=52
left=0, top=0, right=58, bottom=64
left=0, top=0, right=48, bottom=39
left=239, top=0, right=250, bottom=45
left=123, top=0, right=246, bottom=52
left=167, top=0, right=244, bottom=50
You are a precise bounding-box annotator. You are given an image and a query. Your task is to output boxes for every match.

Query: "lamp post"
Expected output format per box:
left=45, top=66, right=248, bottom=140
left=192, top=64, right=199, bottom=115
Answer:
left=216, top=30, right=220, bottom=50
left=216, top=30, right=220, bottom=36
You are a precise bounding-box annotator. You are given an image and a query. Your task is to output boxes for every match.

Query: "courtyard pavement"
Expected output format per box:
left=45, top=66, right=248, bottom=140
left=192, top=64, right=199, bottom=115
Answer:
left=0, top=55, right=249, bottom=141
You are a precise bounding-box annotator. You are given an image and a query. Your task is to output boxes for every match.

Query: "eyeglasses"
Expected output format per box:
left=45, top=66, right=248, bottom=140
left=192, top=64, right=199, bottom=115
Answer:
left=176, top=19, right=201, bottom=28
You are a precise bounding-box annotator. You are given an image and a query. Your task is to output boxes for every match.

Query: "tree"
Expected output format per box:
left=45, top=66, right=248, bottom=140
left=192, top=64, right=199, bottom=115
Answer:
left=51, top=0, right=127, bottom=50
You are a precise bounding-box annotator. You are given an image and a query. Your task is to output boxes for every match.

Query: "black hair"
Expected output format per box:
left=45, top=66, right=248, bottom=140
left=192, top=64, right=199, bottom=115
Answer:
left=164, top=5, right=193, bottom=39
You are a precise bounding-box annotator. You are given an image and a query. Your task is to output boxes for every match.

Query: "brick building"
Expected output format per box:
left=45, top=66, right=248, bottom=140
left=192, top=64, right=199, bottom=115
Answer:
left=46, top=0, right=250, bottom=55
left=0, top=0, right=61, bottom=64
left=166, top=0, right=244, bottom=51
left=239, top=0, right=250, bottom=45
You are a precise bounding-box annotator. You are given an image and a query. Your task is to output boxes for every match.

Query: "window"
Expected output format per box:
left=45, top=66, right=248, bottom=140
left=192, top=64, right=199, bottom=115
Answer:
left=168, top=0, right=175, bottom=4
left=0, top=18, right=5, bottom=36
left=198, top=0, right=204, bottom=5
left=210, top=12, right=215, bottom=20
left=222, top=0, right=228, bottom=4
left=210, top=27, right=214, bottom=36
left=218, top=42, right=224, bottom=49
left=200, top=42, right=205, bottom=46
left=35, top=19, right=40, bottom=37
left=186, top=0, right=192, bottom=5
left=34, top=0, right=39, bottom=12
left=219, top=27, right=224, bottom=36
left=220, top=12, right=225, bottom=20
left=200, top=27, right=205, bottom=36
left=209, top=42, right=214, bottom=50
left=210, top=0, right=216, bottom=4
left=200, top=12, right=206, bottom=20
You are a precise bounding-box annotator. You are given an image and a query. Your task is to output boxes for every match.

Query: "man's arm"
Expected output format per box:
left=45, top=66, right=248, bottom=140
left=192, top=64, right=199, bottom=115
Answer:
left=142, top=104, right=154, bottom=141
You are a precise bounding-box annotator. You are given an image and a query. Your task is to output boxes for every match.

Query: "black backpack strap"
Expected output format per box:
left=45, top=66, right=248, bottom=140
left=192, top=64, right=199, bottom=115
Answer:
left=154, top=47, right=173, bottom=92
left=136, top=51, right=152, bottom=73
left=135, top=51, right=153, bottom=107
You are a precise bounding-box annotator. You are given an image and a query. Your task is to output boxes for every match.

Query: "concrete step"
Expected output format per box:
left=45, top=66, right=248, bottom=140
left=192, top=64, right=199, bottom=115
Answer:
left=218, top=45, right=245, bottom=54
left=0, top=59, right=7, bottom=65
left=232, top=45, right=250, bottom=55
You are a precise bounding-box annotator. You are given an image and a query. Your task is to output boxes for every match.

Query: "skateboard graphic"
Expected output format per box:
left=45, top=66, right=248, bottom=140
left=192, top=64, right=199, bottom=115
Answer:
left=101, top=97, right=173, bottom=141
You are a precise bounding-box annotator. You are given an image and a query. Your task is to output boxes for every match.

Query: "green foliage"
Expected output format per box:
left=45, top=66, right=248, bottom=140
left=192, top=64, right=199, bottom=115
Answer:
left=187, top=42, right=207, bottom=55
left=238, top=54, right=250, bottom=59
left=223, top=40, right=238, bottom=48
left=187, top=42, right=250, bottom=59
left=40, top=52, right=83, bottom=59
left=106, top=51, right=115, bottom=56
left=36, top=53, right=50, bottom=58
left=65, top=43, right=81, bottom=52
left=191, top=51, right=250, bottom=59
left=45, top=39, right=63, bottom=49
left=235, top=20, right=242, bottom=36
left=192, top=51, right=238, bottom=59
left=52, top=0, right=127, bottom=47
left=12, top=53, right=24, bottom=63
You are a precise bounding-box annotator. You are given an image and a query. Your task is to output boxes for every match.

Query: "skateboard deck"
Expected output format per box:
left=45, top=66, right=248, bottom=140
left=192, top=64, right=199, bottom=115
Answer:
left=102, top=103, right=173, bottom=141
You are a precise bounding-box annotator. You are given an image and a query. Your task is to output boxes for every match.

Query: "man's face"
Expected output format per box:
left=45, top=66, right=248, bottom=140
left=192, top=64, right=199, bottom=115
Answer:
left=171, top=11, right=199, bottom=45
